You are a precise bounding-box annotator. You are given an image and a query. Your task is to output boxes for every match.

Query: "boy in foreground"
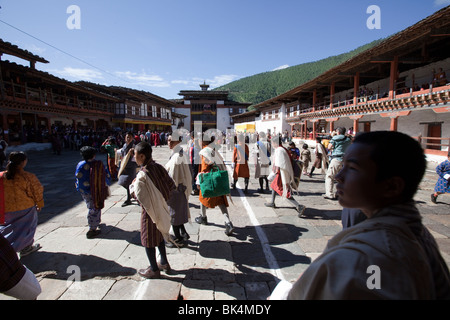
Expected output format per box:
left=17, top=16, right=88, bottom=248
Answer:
left=286, top=131, right=450, bottom=299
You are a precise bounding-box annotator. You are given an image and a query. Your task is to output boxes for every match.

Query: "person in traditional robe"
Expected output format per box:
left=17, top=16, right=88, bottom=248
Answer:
left=75, top=146, right=110, bottom=239
left=431, top=150, right=450, bottom=204
left=132, top=142, right=176, bottom=279
left=165, top=135, right=192, bottom=247
left=307, top=137, right=329, bottom=177
left=254, top=132, right=271, bottom=193
left=232, top=134, right=250, bottom=193
left=300, top=144, right=311, bottom=175
left=117, top=132, right=137, bottom=207
left=0, top=152, right=43, bottom=257
left=101, top=137, right=119, bottom=181
left=284, top=131, right=450, bottom=300
left=194, top=135, right=234, bottom=236
left=264, top=136, right=305, bottom=216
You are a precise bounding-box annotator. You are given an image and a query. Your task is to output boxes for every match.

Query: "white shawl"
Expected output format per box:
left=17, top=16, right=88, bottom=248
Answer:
left=315, top=142, right=329, bottom=173
left=198, top=145, right=227, bottom=172
left=165, top=149, right=192, bottom=197
left=274, top=147, right=294, bottom=199
left=165, top=150, right=192, bottom=219
left=132, top=170, right=172, bottom=242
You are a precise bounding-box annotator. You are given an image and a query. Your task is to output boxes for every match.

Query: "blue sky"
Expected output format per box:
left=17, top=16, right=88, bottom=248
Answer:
left=1, top=0, right=449, bottom=99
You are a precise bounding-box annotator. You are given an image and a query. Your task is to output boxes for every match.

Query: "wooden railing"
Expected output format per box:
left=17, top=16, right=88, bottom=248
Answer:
left=1, top=81, right=115, bottom=113
left=415, top=136, right=450, bottom=152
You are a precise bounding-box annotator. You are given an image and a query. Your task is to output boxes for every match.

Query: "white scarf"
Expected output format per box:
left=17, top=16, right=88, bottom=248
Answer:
left=274, top=147, right=294, bottom=199
left=165, top=149, right=192, bottom=218
left=133, top=170, right=172, bottom=243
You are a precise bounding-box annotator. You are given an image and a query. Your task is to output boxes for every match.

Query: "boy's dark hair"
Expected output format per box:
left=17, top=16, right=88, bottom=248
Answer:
left=353, top=131, right=426, bottom=201
left=303, top=144, right=309, bottom=149
left=135, top=141, right=152, bottom=161
left=80, top=146, right=97, bottom=161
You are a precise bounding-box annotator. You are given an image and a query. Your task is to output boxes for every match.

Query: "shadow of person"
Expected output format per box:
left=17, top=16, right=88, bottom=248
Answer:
left=20, top=251, right=136, bottom=280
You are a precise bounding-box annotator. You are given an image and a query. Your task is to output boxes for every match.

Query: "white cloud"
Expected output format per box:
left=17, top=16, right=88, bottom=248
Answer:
left=272, top=64, right=289, bottom=71
left=209, top=74, right=240, bottom=87
left=26, top=44, right=46, bottom=56
left=171, top=74, right=240, bottom=89
left=434, top=0, right=450, bottom=6
left=115, top=71, right=170, bottom=88
left=51, top=67, right=103, bottom=81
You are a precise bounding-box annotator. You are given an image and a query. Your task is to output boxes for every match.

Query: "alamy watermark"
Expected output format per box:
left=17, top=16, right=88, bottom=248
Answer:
left=66, top=5, right=81, bottom=30
left=366, top=265, right=381, bottom=290
left=66, top=265, right=81, bottom=289
left=367, top=5, right=381, bottom=30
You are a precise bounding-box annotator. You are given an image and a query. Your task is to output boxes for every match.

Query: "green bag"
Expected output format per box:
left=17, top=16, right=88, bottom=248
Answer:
left=199, top=165, right=230, bottom=198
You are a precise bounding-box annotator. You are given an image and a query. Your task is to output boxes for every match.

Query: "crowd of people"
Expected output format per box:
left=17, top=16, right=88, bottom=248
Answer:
left=1, top=127, right=450, bottom=300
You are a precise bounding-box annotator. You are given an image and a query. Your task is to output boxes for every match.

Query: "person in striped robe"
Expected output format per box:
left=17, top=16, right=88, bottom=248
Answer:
left=132, top=142, right=176, bottom=279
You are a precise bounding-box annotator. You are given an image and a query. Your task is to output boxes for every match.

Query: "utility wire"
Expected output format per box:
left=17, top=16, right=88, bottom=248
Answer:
left=0, top=18, right=135, bottom=85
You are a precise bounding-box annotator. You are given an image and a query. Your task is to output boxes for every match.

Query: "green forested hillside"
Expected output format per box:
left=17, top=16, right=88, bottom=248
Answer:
left=214, top=39, right=384, bottom=107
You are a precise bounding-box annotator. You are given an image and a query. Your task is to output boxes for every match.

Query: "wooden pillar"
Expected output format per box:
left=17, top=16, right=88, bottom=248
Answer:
left=1, top=113, right=9, bottom=143
left=330, top=82, right=335, bottom=109
left=389, top=56, right=399, bottom=99
left=329, top=121, right=335, bottom=133
left=312, top=121, right=317, bottom=140
left=303, top=120, right=308, bottom=139
left=390, top=117, right=398, bottom=132
left=353, top=119, right=359, bottom=134
left=349, top=115, right=363, bottom=135
left=47, top=117, right=52, bottom=134
left=312, top=89, right=317, bottom=111
left=353, top=72, right=360, bottom=105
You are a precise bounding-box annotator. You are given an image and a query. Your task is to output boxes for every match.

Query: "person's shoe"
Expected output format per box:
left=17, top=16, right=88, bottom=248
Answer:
left=431, top=194, right=438, bottom=204
left=264, top=202, right=276, bottom=208
left=121, top=200, right=132, bottom=207
left=195, top=215, right=208, bottom=225
left=138, top=267, right=161, bottom=279
left=165, top=238, right=185, bottom=248
left=323, top=195, right=338, bottom=201
left=20, top=243, right=41, bottom=258
left=157, top=262, right=172, bottom=273
left=86, top=229, right=101, bottom=239
left=181, top=232, right=190, bottom=241
left=296, top=205, right=306, bottom=217
left=225, top=222, right=234, bottom=236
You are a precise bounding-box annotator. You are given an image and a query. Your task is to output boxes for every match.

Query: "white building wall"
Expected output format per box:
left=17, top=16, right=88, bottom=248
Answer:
left=175, top=107, right=191, bottom=131
left=217, top=108, right=230, bottom=132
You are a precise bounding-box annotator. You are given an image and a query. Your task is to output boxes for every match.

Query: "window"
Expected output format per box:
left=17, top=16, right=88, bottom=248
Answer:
left=152, top=105, right=157, bottom=118
left=141, top=103, right=147, bottom=116
left=115, top=103, right=125, bottom=114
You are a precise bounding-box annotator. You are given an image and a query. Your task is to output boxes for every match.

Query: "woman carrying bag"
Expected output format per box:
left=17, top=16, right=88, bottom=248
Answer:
left=194, top=135, right=234, bottom=236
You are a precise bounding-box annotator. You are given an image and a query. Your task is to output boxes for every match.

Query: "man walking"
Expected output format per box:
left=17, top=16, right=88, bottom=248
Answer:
left=324, top=127, right=351, bottom=200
